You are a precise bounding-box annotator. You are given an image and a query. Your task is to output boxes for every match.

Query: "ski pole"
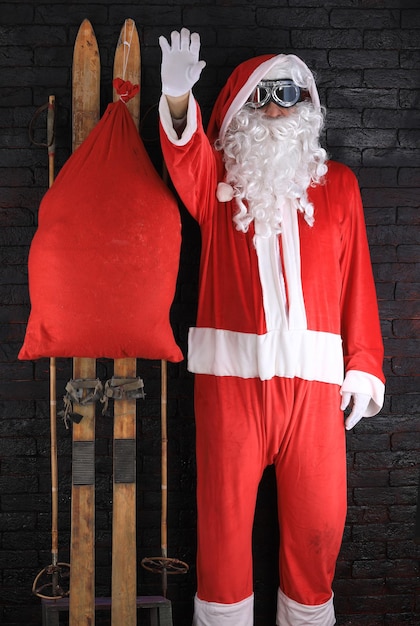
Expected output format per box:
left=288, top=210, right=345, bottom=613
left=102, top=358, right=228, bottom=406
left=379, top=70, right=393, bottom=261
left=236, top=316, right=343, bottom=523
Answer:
left=161, top=358, right=169, bottom=596
left=30, top=95, right=70, bottom=599
left=141, top=167, right=189, bottom=594
left=47, top=96, right=60, bottom=592
left=141, top=358, right=189, bottom=592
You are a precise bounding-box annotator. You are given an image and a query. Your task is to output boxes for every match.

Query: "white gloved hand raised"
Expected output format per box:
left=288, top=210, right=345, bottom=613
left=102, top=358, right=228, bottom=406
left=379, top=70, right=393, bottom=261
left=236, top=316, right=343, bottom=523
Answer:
left=159, top=28, right=206, bottom=97
left=341, top=392, right=371, bottom=430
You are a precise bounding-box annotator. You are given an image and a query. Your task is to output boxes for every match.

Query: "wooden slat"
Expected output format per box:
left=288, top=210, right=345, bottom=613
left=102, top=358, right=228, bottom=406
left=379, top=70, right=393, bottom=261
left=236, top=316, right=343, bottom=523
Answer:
left=113, top=18, right=141, bottom=130
left=72, top=19, right=100, bottom=150
left=111, top=358, right=137, bottom=626
left=111, top=18, right=141, bottom=626
left=70, top=19, right=100, bottom=626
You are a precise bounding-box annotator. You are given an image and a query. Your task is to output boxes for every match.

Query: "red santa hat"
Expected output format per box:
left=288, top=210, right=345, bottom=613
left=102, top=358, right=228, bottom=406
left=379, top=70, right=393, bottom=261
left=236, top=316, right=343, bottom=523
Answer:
left=206, top=54, right=321, bottom=145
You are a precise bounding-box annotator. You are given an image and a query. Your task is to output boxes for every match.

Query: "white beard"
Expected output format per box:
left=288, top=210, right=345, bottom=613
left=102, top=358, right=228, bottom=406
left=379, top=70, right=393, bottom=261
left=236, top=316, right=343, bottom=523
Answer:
left=217, top=103, right=328, bottom=238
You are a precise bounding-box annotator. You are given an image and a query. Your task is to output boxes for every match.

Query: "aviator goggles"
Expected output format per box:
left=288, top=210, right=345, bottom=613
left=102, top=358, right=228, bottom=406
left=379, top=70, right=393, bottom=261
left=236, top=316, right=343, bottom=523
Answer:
left=246, top=79, right=306, bottom=109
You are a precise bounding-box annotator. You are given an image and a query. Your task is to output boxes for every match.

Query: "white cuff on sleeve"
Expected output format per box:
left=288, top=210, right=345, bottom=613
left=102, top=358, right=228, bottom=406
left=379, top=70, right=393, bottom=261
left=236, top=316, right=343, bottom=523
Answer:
left=158, top=91, right=197, bottom=146
left=341, top=370, right=385, bottom=417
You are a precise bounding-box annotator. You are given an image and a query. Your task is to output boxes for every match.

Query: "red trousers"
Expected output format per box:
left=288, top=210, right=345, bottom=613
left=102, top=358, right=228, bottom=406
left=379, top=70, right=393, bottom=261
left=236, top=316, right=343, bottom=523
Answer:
left=194, top=374, right=347, bottom=607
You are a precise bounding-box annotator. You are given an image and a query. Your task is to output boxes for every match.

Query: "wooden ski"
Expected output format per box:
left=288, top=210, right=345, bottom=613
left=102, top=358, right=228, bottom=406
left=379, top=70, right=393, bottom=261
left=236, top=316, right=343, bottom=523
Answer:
left=70, top=19, right=100, bottom=626
left=113, top=18, right=141, bottom=129
left=111, top=18, right=141, bottom=626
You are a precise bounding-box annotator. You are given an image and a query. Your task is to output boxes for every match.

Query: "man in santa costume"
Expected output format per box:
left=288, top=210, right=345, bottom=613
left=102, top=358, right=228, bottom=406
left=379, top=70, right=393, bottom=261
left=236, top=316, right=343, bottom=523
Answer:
left=158, top=29, right=385, bottom=626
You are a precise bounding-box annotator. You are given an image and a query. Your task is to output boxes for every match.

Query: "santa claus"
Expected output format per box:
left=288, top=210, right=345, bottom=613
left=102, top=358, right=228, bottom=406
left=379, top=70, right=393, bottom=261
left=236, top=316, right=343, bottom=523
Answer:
left=158, top=29, right=385, bottom=626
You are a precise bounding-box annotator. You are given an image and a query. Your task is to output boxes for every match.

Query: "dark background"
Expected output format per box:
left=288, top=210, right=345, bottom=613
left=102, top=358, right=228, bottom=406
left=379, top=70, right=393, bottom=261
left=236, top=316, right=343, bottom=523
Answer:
left=0, top=1, right=419, bottom=624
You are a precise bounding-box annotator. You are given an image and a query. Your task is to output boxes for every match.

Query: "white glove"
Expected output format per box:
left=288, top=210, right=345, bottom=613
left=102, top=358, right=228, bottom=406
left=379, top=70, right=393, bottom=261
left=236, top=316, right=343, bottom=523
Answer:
left=159, top=28, right=206, bottom=97
left=341, top=392, right=371, bottom=430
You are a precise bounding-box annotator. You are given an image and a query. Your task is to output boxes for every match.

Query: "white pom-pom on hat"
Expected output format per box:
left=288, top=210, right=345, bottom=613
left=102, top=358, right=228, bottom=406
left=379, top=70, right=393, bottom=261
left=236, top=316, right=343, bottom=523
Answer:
left=216, top=182, right=235, bottom=202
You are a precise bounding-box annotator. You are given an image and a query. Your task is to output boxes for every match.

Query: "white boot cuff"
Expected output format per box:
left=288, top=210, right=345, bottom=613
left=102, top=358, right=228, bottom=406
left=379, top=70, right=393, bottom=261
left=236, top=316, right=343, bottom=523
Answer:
left=193, top=593, right=254, bottom=626
left=276, top=587, right=335, bottom=625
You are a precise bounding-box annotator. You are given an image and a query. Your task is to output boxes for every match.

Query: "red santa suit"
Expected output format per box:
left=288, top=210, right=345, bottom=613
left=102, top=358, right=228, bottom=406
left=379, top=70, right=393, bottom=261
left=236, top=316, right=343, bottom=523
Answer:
left=159, top=54, right=385, bottom=626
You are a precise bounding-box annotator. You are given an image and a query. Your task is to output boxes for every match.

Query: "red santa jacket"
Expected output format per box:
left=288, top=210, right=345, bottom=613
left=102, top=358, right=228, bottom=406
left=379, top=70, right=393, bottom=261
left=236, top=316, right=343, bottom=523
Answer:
left=159, top=55, right=385, bottom=416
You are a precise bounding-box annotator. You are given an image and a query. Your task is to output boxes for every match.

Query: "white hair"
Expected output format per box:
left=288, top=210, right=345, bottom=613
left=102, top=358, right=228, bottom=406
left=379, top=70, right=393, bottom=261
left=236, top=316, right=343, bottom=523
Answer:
left=263, top=58, right=315, bottom=88
left=216, top=102, right=328, bottom=238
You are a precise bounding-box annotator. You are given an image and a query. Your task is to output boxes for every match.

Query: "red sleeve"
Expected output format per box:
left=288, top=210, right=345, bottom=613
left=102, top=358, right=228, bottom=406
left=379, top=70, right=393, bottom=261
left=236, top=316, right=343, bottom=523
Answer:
left=338, top=165, right=385, bottom=384
left=159, top=103, right=219, bottom=225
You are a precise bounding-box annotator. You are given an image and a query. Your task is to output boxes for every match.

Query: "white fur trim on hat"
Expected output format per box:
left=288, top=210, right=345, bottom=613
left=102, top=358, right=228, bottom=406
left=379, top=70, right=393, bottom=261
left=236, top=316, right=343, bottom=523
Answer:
left=219, top=55, right=320, bottom=142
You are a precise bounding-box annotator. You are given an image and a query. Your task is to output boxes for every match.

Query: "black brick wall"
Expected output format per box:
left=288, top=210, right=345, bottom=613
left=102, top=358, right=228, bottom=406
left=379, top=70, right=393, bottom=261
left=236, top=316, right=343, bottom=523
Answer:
left=1, top=1, right=419, bottom=625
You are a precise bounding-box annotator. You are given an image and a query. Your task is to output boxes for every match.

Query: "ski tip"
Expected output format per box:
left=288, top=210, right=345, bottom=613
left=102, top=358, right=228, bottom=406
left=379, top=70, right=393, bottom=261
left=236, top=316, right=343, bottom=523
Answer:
left=120, top=17, right=136, bottom=31
left=72, top=19, right=100, bottom=152
left=75, top=18, right=95, bottom=38
left=116, top=18, right=139, bottom=49
left=113, top=18, right=141, bottom=128
left=73, top=19, right=100, bottom=61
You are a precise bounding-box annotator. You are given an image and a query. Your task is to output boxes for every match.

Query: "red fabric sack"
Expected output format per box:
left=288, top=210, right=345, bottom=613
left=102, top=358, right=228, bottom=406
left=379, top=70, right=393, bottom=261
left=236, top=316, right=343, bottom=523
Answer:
left=19, top=99, right=183, bottom=361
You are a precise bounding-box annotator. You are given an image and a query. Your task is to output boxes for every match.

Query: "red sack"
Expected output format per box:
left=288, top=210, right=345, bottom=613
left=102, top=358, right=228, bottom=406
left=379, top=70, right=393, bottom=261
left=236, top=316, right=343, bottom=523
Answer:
left=19, top=100, right=183, bottom=362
